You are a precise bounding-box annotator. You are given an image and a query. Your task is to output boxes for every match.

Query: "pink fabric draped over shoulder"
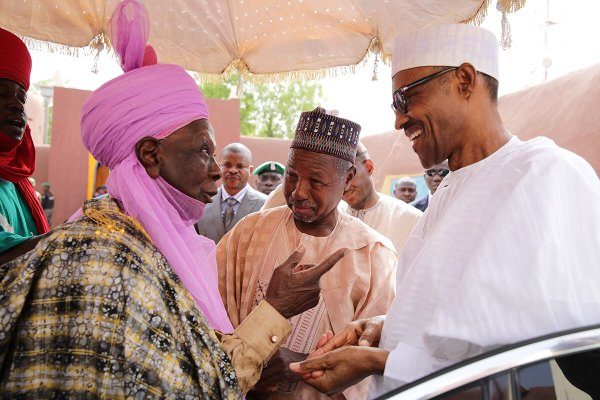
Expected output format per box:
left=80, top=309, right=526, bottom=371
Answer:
left=80, top=0, right=233, bottom=332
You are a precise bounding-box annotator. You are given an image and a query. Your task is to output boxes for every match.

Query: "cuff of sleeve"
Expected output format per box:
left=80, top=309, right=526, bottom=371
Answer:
left=384, top=342, right=446, bottom=384
left=236, top=300, right=291, bottom=364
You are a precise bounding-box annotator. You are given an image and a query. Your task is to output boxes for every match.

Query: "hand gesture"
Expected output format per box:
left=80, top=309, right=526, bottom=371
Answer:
left=290, top=346, right=388, bottom=396
left=266, top=246, right=348, bottom=319
left=310, top=316, right=385, bottom=359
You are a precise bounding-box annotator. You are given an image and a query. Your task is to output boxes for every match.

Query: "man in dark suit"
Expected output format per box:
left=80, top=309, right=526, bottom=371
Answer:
left=196, top=143, right=266, bottom=244
left=412, top=160, right=449, bottom=212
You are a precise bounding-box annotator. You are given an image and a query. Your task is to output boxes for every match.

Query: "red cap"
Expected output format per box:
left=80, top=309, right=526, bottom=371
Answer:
left=0, top=27, right=32, bottom=90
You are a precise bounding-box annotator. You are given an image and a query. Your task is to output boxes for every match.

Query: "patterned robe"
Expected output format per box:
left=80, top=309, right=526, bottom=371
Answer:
left=0, top=198, right=241, bottom=399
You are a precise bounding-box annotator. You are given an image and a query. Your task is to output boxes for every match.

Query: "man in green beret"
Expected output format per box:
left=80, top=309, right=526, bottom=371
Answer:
left=254, top=161, right=285, bottom=195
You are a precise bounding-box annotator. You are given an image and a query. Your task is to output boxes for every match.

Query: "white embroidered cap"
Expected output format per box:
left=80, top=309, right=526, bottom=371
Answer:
left=391, top=24, right=499, bottom=80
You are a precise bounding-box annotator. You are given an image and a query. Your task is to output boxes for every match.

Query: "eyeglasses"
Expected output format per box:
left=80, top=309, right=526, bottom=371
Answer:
left=425, top=169, right=449, bottom=177
left=391, top=67, right=457, bottom=114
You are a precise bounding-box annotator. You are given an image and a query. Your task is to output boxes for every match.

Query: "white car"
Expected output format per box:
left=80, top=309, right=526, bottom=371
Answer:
left=378, top=325, right=600, bottom=400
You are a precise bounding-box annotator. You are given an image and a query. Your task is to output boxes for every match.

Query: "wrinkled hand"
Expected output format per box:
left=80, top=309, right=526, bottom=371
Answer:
left=251, top=348, right=307, bottom=395
left=310, top=316, right=385, bottom=360
left=289, top=346, right=388, bottom=396
left=266, top=246, right=348, bottom=319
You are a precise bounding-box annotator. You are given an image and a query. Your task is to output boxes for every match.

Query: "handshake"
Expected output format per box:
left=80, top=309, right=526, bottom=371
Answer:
left=287, top=316, right=389, bottom=396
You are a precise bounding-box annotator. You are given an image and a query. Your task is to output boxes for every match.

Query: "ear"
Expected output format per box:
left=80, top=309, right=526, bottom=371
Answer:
left=135, top=137, right=161, bottom=178
left=249, top=165, right=254, bottom=174
left=343, top=165, right=356, bottom=191
left=455, top=62, right=477, bottom=99
left=364, top=159, right=374, bottom=176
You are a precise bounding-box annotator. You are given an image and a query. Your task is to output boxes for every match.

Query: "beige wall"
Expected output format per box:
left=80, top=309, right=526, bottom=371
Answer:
left=48, top=87, right=91, bottom=225
left=25, top=93, right=45, bottom=145
left=31, top=144, right=50, bottom=188
left=498, top=64, right=600, bottom=174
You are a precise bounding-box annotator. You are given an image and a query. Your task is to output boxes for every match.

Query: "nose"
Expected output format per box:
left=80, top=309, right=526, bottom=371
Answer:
left=433, top=174, right=442, bottom=182
left=291, top=178, right=309, bottom=201
left=209, top=157, right=222, bottom=181
left=394, top=111, right=409, bottom=131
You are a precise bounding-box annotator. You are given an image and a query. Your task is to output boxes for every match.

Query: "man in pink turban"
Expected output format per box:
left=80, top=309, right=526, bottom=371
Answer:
left=0, top=1, right=345, bottom=398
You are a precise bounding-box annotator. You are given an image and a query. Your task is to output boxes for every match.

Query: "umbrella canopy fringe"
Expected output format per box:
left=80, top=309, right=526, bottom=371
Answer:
left=462, top=0, right=526, bottom=25
left=196, top=37, right=389, bottom=85
left=462, top=0, right=491, bottom=26
left=19, top=32, right=109, bottom=58
left=20, top=36, right=95, bottom=57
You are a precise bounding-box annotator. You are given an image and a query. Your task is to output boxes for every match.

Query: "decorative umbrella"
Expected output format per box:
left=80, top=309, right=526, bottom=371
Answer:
left=0, top=0, right=525, bottom=81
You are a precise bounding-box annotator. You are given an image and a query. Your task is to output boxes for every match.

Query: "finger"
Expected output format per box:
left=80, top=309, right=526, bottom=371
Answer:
left=280, top=245, right=306, bottom=274
left=358, top=321, right=380, bottom=347
left=300, top=248, right=348, bottom=281
left=314, top=330, right=354, bottom=355
left=289, top=355, right=330, bottom=374
left=293, top=263, right=315, bottom=273
left=310, top=370, right=325, bottom=379
left=302, top=369, right=324, bottom=380
left=315, top=331, right=333, bottom=350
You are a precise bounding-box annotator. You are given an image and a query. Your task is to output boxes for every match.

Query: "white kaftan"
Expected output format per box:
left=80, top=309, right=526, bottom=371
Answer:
left=341, top=193, right=422, bottom=254
left=369, top=136, right=600, bottom=398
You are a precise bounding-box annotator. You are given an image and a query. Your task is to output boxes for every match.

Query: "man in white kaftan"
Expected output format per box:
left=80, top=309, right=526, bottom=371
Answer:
left=341, top=143, right=421, bottom=253
left=290, top=23, right=600, bottom=399
left=370, top=134, right=600, bottom=396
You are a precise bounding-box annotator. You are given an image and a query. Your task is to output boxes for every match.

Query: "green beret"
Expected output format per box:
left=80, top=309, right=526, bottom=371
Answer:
left=253, top=161, right=285, bottom=175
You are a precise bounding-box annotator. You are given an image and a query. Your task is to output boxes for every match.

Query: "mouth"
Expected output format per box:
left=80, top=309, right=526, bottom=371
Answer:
left=291, top=203, right=316, bottom=214
left=291, top=207, right=315, bottom=222
left=405, top=125, right=423, bottom=142
left=202, top=191, right=218, bottom=203
left=5, top=116, right=27, bottom=130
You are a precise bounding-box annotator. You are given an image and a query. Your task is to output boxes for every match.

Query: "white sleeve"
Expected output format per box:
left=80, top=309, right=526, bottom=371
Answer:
left=424, top=148, right=600, bottom=360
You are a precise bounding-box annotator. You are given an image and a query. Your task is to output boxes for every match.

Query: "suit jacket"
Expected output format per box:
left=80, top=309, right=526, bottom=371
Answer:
left=412, top=195, right=429, bottom=212
left=196, top=186, right=266, bottom=244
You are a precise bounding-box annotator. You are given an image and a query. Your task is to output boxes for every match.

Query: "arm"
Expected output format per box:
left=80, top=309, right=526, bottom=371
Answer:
left=353, top=244, right=397, bottom=322
left=0, top=232, right=48, bottom=265
left=216, top=300, right=291, bottom=393
left=218, top=247, right=349, bottom=393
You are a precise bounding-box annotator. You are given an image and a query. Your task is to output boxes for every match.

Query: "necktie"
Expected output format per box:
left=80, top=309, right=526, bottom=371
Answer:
left=223, top=197, right=238, bottom=230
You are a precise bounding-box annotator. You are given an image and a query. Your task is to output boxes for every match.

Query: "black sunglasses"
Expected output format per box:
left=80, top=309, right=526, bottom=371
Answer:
left=425, top=169, right=449, bottom=177
left=391, top=67, right=457, bottom=114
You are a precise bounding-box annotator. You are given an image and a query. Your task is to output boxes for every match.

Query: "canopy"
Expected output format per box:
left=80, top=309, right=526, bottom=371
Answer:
left=0, top=0, right=525, bottom=80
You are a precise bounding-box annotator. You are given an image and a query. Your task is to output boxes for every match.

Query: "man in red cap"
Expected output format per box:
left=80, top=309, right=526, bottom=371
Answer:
left=0, top=27, right=50, bottom=263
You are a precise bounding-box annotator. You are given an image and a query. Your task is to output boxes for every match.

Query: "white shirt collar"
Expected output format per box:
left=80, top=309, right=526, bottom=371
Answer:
left=222, top=184, right=250, bottom=203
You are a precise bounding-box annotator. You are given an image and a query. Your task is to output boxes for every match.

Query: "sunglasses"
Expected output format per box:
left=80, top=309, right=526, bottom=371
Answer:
left=391, top=67, right=457, bottom=114
left=425, top=169, right=449, bottom=177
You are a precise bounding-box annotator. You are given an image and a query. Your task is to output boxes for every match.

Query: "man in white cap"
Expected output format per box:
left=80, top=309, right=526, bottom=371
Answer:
left=290, top=23, right=600, bottom=397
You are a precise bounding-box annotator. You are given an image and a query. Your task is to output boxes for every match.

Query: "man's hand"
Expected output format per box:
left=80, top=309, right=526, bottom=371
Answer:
left=310, top=316, right=385, bottom=359
left=265, top=246, right=348, bottom=319
left=251, top=348, right=307, bottom=396
left=289, top=346, right=389, bottom=396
